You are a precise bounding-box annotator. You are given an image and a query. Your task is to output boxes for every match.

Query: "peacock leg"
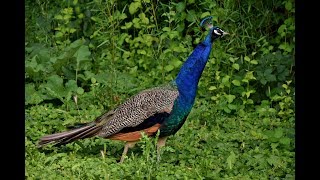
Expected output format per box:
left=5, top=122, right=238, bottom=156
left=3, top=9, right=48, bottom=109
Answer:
left=119, top=141, right=136, bottom=163
left=156, top=136, right=168, bottom=162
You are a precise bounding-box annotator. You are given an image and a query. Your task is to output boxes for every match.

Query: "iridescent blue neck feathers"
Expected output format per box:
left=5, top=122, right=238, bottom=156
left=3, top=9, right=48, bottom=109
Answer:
left=174, top=28, right=215, bottom=106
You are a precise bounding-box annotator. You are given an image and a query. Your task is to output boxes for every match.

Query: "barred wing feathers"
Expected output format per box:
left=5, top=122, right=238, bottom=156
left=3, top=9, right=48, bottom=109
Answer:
left=96, top=86, right=179, bottom=138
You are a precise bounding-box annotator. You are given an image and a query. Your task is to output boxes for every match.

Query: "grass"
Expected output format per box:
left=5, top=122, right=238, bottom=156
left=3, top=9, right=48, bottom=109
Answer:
left=26, top=101, right=294, bottom=179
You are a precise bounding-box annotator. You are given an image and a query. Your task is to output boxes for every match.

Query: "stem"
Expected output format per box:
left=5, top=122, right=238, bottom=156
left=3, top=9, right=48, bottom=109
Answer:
left=151, top=0, right=159, bottom=31
left=75, top=62, right=78, bottom=83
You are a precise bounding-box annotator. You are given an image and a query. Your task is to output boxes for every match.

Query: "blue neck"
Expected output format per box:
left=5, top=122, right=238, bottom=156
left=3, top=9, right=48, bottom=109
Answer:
left=174, top=28, right=215, bottom=107
left=159, top=28, right=217, bottom=136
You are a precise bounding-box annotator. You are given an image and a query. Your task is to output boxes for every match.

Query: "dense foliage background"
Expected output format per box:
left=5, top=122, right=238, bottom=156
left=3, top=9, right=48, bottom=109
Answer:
left=25, top=0, right=295, bottom=179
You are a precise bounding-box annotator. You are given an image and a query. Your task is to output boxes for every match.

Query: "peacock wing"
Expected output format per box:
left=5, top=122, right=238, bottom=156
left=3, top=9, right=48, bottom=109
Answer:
left=96, top=85, right=179, bottom=138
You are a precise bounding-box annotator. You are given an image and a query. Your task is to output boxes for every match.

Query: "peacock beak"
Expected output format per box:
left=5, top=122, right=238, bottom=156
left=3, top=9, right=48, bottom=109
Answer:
left=222, top=32, right=229, bottom=36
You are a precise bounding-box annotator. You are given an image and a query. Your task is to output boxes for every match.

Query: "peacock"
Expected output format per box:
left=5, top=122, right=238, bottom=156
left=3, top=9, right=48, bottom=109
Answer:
left=38, top=16, right=228, bottom=163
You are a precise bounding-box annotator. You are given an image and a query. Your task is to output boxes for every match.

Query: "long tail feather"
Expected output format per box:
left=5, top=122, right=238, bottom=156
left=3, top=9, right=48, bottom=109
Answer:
left=38, top=123, right=102, bottom=147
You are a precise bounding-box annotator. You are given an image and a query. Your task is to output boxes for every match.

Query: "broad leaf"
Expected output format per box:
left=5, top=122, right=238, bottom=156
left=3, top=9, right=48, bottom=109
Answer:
left=226, top=151, right=236, bottom=169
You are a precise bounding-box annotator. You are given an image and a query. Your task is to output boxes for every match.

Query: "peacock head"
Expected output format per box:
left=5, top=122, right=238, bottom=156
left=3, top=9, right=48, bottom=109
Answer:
left=211, top=26, right=229, bottom=39
left=200, top=16, right=229, bottom=40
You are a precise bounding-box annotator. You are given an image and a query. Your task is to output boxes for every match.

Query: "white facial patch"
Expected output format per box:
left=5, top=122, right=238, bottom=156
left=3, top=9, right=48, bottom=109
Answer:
left=214, top=29, right=221, bottom=35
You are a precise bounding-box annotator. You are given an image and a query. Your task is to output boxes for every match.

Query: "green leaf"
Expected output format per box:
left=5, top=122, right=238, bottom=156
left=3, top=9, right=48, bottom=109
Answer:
left=228, top=104, right=237, bottom=110
left=65, top=80, right=78, bottom=100
left=139, top=13, right=149, bottom=24
left=232, top=63, right=240, bottom=70
left=280, top=137, right=291, bottom=145
left=77, top=87, right=84, bottom=95
left=209, top=86, right=217, bottom=91
left=250, top=60, right=258, bottom=64
left=69, top=28, right=76, bottom=34
left=222, top=75, right=230, bottom=84
left=26, top=56, right=38, bottom=69
left=242, top=71, right=256, bottom=82
left=121, top=22, right=133, bottom=29
left=119, top=13, right=127, bottom=20
left=278, top=24, right=286, bottom=34
left=200, top=12, right=211, bottom=19
left=285, top=1, right=292, bottom=11
left=172, top=59, right=182, bottom=67
left=129, top=2, right=141, bottom=15
left=176, top=2, right=186, bottom=12
left=226, top=151, right=236, bottom=169
left=284, top=17, right=293, bottom=26
left=55, top=32, right=64, bottom=38
left=267, top=155, right=281, bottom=167
left=54, top=14, right=63, bottom=20
left=91, top=77, right=96, bottom=84
left=162, top=27, right=171, bottom=32
left=264, top=68, right=276, bottom=82
left=65, top=80, right=78, bottom=93
left=69, top=39, right=85, bottom=49
left=41, top=75, right=65, bottom=100
left=223, top=106, right=231, bottom=113
left=260, top=78, right=267, bottom=85
left=26, top=56, right=47, bottom=75
left=25, top=83, right=44, bottom=105
left=229, top=57, right=235, bottom=63
left=264, top=68, right=273, bottom=75
left=137, top=49, right=146, bottom=55
left=164, top=64, right=174, bottom=72
left=243, top=89, right=256, bottom=98
left=225, top=94, right=236, bottom=103
left=244, top=56, right=250, bottom=62
left=186, top=10, right=196, bottom=22
left=168, top=31, right=179, bottom=39
left=74, top=45, right=91, bottom=63
left=232, top=80, right=241, bottom=86
left=271, top=95, right=283, bottom=101
left=274, top=128, right=283, bottom=138
left=279, top=42, right=293, bottom=52
left=265, top=74, right=276, bottom=82
left=246, top=99, right=254, bottom=104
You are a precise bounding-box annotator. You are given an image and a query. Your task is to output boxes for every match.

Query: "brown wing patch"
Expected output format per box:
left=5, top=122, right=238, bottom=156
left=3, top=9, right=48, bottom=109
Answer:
left=107, top=123, right=161, bottom=142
